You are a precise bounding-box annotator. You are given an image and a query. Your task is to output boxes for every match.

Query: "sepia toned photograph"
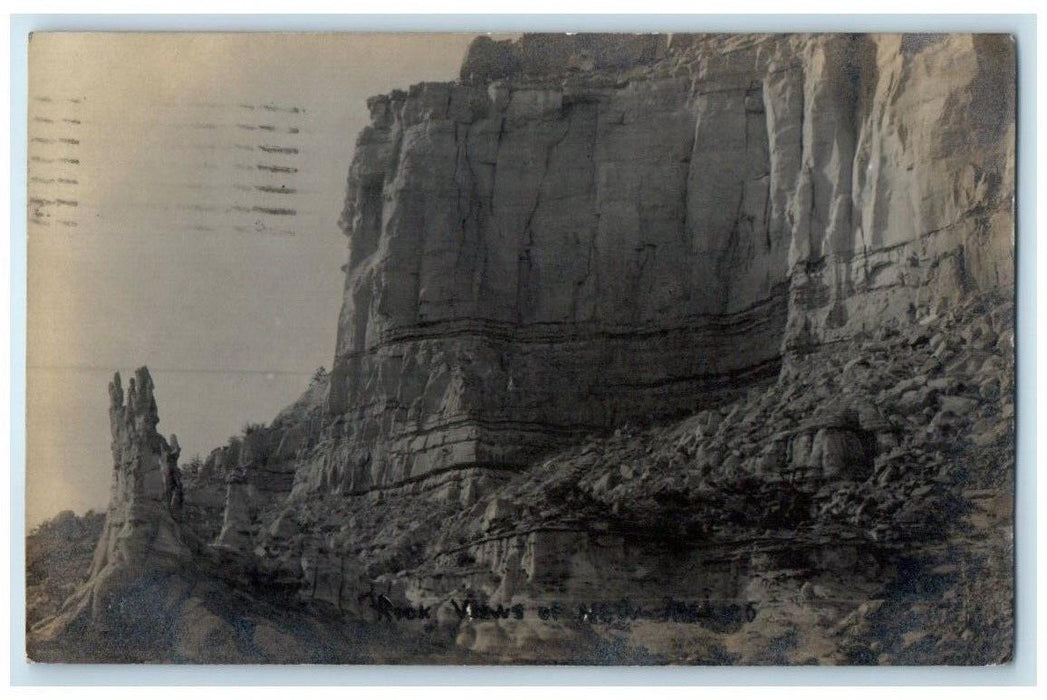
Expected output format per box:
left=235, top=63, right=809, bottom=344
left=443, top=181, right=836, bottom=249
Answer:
left=25, top=30, right=1015, bottom=665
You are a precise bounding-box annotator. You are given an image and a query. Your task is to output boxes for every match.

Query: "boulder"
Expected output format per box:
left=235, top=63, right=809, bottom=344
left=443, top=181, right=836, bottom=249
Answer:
left=940, top=395, right=980, bottom=417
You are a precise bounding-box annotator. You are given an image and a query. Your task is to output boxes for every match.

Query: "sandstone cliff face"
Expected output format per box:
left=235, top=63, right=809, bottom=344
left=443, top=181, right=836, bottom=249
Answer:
left=29, top=33, right=1015, bottom=665
left=319, top=33, right=1014, bottom=495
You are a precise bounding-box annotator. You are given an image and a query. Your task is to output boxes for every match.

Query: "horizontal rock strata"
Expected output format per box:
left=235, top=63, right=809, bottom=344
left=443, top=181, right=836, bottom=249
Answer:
left=323, top=32, right=1014, bottom=493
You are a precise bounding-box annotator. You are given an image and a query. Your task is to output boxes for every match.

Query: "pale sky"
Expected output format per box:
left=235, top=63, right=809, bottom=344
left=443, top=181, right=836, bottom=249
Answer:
left=26, top=32, right=505, bottom=527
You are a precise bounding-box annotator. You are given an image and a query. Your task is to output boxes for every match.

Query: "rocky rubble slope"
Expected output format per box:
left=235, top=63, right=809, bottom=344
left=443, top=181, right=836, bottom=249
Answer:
left=247, top=291, right=1013, bottom=663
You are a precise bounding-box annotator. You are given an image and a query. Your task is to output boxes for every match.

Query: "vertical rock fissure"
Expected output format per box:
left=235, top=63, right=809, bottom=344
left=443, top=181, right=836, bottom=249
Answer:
left=516, top=108, right=573, bottom=323
left=570, top=100, right=601, bottom=322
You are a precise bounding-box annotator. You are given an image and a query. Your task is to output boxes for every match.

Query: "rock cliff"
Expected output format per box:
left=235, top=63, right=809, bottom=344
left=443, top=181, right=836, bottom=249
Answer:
left=320, top=32, right=1013, bottom=494
left=28, top=33, right=1015, bottom=665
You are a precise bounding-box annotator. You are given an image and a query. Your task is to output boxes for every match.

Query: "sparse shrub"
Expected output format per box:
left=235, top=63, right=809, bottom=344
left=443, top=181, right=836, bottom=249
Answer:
left=242, top=421, right=266, bottom=436
left=186, top=454, right=204, bottom=473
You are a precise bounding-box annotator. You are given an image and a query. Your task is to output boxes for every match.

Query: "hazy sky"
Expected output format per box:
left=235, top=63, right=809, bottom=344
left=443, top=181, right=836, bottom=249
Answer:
left=26, top=32, right=503, bottom=527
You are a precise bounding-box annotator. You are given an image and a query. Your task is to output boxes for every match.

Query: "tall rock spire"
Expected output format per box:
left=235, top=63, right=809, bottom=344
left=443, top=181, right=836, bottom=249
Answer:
left=32, top=367, right=192, bottom=643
